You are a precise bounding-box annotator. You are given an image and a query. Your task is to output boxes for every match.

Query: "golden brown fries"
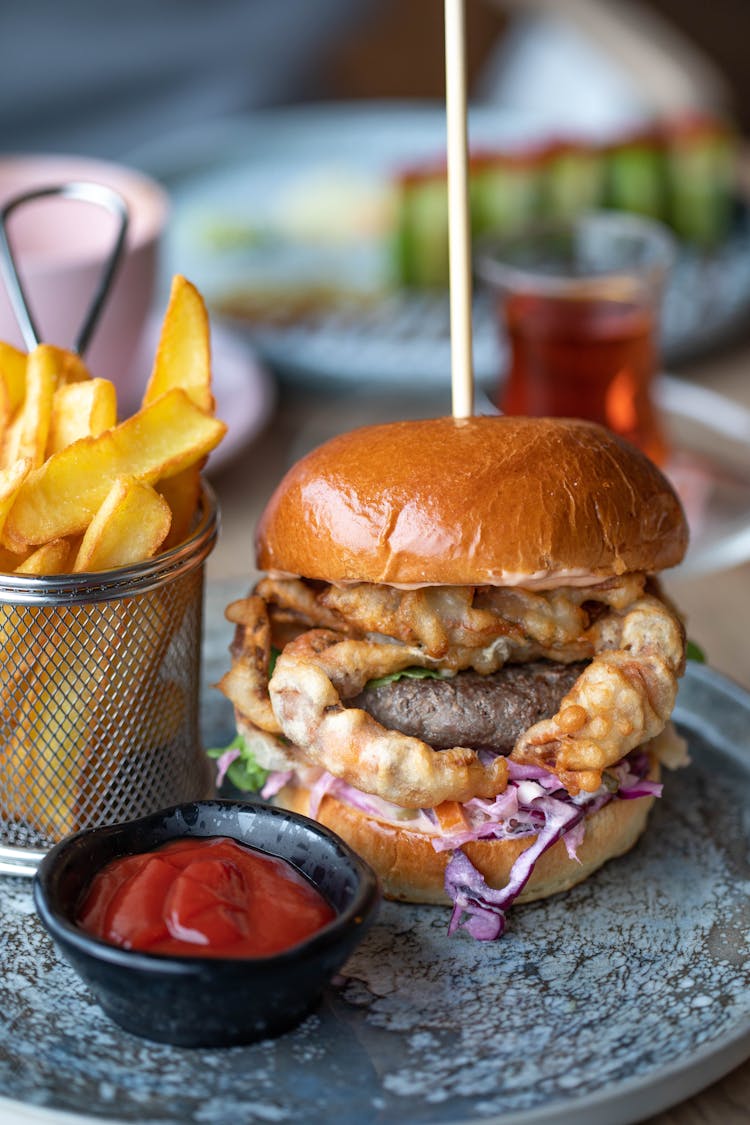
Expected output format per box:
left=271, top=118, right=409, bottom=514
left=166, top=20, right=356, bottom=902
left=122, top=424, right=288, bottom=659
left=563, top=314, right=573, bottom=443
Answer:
left=0, top=545, right=29, bottom=572
left=74, top=476, right=172, bottom=572
left=0, top=458, right=31, bottom=540
left=142, top=275, right=215, bottom=552
left=3, top=388, right=225, bottom=551
left=16, top=538, right=71, bottom=575
left=0, top=343, right=27, bottom=414
left=143, top=274, right=213, bottom=413
left=46, top=345, right=90, bottom=386
left=1, top=345, right=91, bottom=469
left=48, top=378, right=117, bottom=455
left=17, top=345, right=58, bottom=468
left=0, top=273, right=221, bottom=569
left=0, top=276, right=224, bottom=841
left=157, top=468, right=202, bottom=550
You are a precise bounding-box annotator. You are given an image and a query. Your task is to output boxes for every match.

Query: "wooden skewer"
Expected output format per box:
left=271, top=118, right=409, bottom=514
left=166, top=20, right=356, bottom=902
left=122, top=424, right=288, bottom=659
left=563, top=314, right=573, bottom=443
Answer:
left=444, top=0, right=474, bottom=419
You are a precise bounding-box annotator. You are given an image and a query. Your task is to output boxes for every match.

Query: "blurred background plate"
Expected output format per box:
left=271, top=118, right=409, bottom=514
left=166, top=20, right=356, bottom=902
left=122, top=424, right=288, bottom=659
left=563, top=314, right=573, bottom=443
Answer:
left=656, top=375, right=750, bottom=574
left=131, top=101, right=750, bottom=389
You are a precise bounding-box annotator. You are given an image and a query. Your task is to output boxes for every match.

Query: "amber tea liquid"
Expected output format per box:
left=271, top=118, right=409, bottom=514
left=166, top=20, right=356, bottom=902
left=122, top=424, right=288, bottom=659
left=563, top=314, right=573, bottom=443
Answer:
left=500, top=293, right=667, bottom=465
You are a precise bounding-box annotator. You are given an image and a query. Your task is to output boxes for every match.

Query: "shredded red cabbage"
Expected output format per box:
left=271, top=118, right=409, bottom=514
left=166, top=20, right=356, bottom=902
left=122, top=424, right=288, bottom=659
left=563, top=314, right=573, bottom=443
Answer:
left=444, top=749, right=658, bottom=940
left=608, top=752, right=663, bottom=800
left=308, top=771, right=337, bottom=818
left=443, top=851, right=509, bottom=940
left=260, top=770, right=293, bottom=800
left=215, top=747, right=241, bottom=789
left=618, top=781, right=663, bottom=799
left=505, top=759, right=564, bottom=787
left=304, top=771, right=433, bottom=826
left=446, top=793, right=587, bottom=940
left=563, top=818, right=586, bottom=862
left=265, top=747, right=659, bottom=942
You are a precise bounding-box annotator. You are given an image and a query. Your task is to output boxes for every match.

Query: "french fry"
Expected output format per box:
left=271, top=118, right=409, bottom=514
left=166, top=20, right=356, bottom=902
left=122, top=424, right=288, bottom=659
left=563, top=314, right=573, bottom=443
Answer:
left=16, top=345, right=59, bottom=468
left=112, top=273, right=217, bottom=689
left=0, top=660, right=188, bottom=839
left=46, top=346, right=90, bottom=385
left=16, top=538, right=71, bottom=575
left=0, top=658, right=91, bottom=838
left=48, top=378, right=117, bottom=456
left=0, top=458, right=31, bottom=539
left=1, top=410, right=24, bottom=469
left=0, top=342, right=26, bottom=413
left=0, top=545, right=30, bottom=572
left=1, top=346, right=90, bottom=468
left=158, top=466, right=202, bottom=549
left=0, top=276, right=224, bottom=841
left=74, top=476, right=171, bottom=572
left=3, top=388, right=226, bottom=551
left=143, top=275, right=213, bottom=412
left=142, top=277, right=214, bottom=547
left=0, top=375, right=11, bottom=456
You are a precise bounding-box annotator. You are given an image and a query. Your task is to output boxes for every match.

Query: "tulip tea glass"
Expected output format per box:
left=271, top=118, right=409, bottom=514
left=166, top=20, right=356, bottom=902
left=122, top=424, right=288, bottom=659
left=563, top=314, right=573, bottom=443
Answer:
left=478, top=211, right=675, bottom=464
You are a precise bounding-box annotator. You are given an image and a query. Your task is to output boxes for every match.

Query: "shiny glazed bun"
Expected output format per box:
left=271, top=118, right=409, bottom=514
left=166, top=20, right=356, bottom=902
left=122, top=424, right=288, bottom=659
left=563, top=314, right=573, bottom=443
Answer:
left=275, top=757, right=660, bottom=904
left=256, top=416, right=688, bottom=586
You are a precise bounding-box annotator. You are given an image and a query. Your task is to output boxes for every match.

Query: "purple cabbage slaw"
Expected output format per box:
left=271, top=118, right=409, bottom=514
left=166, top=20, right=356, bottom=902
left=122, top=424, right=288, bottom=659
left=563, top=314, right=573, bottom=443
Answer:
left=444, top=750, right=661, bottom=941
left=214, top=746, right=241, bottom=789
left=261, top=749, right=661, bottom=943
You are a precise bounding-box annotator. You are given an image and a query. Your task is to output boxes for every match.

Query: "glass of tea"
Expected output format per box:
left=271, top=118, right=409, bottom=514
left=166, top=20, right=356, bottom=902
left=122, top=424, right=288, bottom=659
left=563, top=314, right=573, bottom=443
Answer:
left=477, top=211, right=676, bottom=464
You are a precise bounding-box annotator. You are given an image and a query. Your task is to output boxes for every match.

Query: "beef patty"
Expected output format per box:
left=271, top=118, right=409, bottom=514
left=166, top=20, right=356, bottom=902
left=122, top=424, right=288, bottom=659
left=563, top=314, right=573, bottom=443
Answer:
left=351, top=660, right=587, bottom=754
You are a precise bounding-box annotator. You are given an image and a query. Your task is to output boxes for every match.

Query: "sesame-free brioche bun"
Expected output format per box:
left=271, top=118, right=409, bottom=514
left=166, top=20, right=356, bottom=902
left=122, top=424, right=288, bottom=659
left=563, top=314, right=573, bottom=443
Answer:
left=256, top=416, right=687, bottom=587
left=275, top=759, right=660, bottom=905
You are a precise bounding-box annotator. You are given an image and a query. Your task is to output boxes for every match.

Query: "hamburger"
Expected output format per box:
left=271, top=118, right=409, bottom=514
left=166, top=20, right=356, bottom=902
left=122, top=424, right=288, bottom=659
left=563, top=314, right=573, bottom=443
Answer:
left=216, top=416, right=689, bottom=939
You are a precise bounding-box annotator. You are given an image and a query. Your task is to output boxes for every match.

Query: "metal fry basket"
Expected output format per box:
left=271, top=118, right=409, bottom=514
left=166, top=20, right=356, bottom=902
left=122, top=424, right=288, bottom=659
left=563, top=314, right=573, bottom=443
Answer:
left=0, top=486, right=218, bottom=876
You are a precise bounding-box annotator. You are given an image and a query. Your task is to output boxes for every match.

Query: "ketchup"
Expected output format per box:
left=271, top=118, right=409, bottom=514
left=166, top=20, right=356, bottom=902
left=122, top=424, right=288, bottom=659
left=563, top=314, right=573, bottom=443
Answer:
left=77, top=837, right=335, bottom=958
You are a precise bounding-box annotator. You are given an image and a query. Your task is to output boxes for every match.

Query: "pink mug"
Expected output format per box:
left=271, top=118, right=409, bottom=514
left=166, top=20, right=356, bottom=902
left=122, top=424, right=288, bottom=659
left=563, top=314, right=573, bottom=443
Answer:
left=0, top=154, right=169, bottom=404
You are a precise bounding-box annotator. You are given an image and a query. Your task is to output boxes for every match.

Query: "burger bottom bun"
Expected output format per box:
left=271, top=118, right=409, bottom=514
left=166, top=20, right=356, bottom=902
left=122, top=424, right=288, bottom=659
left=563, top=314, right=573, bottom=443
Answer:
left=274, top=760, right=660, bottom=905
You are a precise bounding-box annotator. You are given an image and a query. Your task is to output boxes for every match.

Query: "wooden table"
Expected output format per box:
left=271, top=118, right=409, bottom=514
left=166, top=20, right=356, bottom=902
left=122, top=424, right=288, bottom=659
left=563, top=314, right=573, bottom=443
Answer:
left=205, top=339, right=750, bottom=1125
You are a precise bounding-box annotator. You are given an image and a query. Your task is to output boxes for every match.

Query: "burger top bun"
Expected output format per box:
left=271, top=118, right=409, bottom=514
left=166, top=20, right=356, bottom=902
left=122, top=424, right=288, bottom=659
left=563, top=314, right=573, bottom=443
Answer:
left=256, top=416, right=688, bottom=587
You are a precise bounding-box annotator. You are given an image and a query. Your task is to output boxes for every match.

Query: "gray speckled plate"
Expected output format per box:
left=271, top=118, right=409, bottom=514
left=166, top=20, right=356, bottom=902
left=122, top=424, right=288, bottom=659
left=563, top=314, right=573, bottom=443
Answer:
left=0, top=594, right=748, bottom=1125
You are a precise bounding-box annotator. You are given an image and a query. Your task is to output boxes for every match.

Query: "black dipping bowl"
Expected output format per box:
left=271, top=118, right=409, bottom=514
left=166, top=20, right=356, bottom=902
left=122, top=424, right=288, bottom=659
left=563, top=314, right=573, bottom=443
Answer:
left=33, top=800, right=380, bottom=1047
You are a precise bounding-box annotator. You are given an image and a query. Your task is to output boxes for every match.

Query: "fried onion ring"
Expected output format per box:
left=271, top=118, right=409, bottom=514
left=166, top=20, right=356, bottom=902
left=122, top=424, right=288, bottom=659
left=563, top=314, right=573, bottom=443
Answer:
left=512, top=595, right=685, bottom=792
left=268, top=629, right=508, bottom=808
left=220, top=579, right=685, bottom=805
left=259, top=573, right=646, bottom=658
left=216, top=596, right=282, bottom=735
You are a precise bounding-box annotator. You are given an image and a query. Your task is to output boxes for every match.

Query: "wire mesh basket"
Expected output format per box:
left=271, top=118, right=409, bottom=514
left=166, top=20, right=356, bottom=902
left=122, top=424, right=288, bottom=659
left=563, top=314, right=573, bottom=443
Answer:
left=0, top=485, right=218, bottom=876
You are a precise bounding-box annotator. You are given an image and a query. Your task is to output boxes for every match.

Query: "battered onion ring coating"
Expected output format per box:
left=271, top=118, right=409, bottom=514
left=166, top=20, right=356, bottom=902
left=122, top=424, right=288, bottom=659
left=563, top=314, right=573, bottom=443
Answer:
left=321, top=583, right=519, bottom=658
left=256, top=576, right=350, bottom=636
left=268, top=629, right=509, bottom=808
left=220, top=578, right=684, bottom=804
left=512, top=595, right=685, bottom=793
left=259, top=573, right=645, bottom=657
left=217, top=596, right=282, bottom=735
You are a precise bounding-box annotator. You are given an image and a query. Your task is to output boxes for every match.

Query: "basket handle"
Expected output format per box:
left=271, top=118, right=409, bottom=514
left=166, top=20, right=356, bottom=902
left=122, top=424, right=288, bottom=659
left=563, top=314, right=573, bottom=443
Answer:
left=0, top=180, right=129, bottom=356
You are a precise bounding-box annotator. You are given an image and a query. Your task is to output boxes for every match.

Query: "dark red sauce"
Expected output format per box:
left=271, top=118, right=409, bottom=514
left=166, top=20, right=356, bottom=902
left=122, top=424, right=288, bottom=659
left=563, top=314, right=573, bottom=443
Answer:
left=77, top=836, right=335, bottom=958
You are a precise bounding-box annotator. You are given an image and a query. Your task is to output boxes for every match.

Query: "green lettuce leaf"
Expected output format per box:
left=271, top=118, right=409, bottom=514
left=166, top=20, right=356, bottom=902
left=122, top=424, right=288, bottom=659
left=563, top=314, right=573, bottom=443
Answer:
left=206, top=734, right=270, bottom=793
left=366, top=666, right=453, bottom=690
left=686, top=639, right=706, bottom=663
left=206, top=648, right=283, bottom=793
